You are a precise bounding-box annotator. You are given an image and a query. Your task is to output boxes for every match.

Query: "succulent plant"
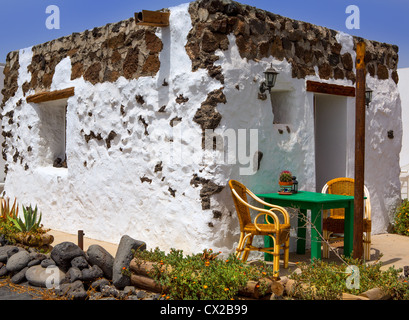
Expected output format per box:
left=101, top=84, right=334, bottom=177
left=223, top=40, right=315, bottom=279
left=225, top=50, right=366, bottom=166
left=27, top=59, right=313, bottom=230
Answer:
left=8, top=204, right=42, bottom=232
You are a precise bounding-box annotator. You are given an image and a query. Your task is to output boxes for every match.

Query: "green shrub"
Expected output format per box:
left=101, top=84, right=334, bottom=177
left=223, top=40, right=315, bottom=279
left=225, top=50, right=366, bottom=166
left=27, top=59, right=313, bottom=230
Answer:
left=289, top=257, right=409, bottom=300
left=0, top=218, right=19, bottom=241
left=132, top=248, right=275, bottom=300
left=393, top=199, right=409, bottom=236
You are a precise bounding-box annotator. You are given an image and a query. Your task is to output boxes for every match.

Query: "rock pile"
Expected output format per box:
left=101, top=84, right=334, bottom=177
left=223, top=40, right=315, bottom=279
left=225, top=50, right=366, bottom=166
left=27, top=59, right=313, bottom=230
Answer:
left=0, top=235, right=162, bottom=300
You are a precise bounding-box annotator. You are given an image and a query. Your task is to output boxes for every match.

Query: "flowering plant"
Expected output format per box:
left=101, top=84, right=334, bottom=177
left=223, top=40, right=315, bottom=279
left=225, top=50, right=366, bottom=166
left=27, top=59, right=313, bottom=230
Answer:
left=279, top=170, right=293, bottom=182
left=394, top=199, right=409, bottom=236
left=132, top=248, right=276, bottom=300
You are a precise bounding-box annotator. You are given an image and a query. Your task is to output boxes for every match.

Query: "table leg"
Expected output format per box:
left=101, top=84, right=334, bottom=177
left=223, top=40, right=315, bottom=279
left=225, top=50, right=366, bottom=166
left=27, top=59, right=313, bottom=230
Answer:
left=296, top=209, right=307, bottom=255
left=343, top=201, right=354, bottom=257
left=310, top=206, right=322, bottom=261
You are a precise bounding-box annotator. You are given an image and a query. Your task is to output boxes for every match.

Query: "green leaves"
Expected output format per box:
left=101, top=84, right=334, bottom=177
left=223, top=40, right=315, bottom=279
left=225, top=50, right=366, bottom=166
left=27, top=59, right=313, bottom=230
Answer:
left=133, top=248, right=276, bottom=300
left=8, top=204, right=42, bottom=232
left=289, top=257, right=409, bottom=300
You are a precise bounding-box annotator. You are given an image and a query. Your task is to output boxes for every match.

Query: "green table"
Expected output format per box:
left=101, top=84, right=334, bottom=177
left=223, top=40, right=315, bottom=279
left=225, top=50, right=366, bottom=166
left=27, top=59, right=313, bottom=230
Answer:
left=256, top=191, right=355, bottom=261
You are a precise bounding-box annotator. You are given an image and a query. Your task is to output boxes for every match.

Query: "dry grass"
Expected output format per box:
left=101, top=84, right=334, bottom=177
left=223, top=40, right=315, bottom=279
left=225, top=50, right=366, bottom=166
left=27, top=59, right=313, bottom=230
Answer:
left=0, top=278, right=67, bottom=300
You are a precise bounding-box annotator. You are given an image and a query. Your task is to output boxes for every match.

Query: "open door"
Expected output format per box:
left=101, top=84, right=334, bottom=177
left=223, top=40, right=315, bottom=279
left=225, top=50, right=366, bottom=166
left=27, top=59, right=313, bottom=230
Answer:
left=314, top=94, right=348, bottom=192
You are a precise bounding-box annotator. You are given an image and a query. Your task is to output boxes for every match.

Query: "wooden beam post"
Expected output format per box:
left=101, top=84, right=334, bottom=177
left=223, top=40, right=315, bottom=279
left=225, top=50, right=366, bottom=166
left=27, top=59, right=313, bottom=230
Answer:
left=354, top=41, right=366, bottom=259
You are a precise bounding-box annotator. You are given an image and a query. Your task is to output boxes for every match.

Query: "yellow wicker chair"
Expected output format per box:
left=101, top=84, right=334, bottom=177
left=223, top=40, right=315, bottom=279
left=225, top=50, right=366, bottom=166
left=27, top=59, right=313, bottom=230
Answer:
left=321, top=177, right=372, bottom=260
left=229, top=180, right=291, bottom=277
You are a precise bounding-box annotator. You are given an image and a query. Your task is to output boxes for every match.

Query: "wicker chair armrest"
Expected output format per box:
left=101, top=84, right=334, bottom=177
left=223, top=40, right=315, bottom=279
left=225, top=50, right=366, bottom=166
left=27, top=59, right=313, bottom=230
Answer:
left=254, top=209, right=280, bottom=232
left=231, top=189, right=284, bottom=230
left=246, top=189, right=290, bottom=224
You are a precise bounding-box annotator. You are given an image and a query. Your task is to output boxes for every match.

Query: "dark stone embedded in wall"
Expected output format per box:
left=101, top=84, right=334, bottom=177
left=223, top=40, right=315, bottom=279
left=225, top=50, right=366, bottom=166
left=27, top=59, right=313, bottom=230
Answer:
left=190, top=173, right=224, bottom=210
left=120, top=105, right=126, bottom=116
left=186, top=0, right=399, bottom=84
left=168, top=187, right=176, bottom=197
left=83, top=129, right=118, bottom=149
left=193, top=87, right=226, bottom=149
left=12, top=150, right=19, bottom=163
left=105, top=130, right=118, bottom=149
left=170, top=117, right=182, bottom=127
left=175, top=94, right=189, bottom=104
left=212, top=210, right=222, bottom=219
left=154, top=161, right=163, bottom=173
left=193, top=87, right=226, bottom=130
left=138, top=116, right=149, bottom=136
left=83, top=130, right=103, bottom=143
left=135, top=95, right=145, bottom=105
left=140, top=176, right=152, bottom=184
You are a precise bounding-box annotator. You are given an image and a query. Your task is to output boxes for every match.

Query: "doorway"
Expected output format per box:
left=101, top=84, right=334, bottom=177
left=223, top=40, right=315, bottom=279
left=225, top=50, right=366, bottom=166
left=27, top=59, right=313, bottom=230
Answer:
left=314, top=94, right=348, bottom=192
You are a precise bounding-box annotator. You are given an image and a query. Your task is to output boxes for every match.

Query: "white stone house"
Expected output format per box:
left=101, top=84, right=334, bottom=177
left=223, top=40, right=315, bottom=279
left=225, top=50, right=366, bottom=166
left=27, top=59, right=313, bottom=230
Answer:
left=0, top=0, right=402, bottom=255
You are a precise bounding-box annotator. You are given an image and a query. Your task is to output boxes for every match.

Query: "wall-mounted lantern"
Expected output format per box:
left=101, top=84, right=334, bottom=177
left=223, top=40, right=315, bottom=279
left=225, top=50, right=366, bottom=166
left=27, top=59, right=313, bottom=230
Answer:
left=259, top=64, right=279, bottom=94
left=365, top=86, right=373, bottom=106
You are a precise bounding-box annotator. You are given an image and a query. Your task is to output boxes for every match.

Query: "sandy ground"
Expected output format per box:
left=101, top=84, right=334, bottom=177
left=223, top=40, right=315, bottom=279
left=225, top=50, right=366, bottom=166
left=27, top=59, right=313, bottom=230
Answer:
left=48, top=229, right=119, bottom=257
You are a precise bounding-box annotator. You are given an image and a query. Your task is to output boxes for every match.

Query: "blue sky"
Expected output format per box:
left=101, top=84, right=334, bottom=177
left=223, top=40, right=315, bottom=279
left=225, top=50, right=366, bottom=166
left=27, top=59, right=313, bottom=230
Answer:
left=1, top=0, right=408, bottom=68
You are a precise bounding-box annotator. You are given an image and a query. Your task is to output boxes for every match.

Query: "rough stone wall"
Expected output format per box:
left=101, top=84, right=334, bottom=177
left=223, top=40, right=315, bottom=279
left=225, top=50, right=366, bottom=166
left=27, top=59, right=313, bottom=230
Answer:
left=1, top=51, right=20, bottom=106
left=186, top=0, right=399, bottom=85
left=1, top=17, right=163, bottom=105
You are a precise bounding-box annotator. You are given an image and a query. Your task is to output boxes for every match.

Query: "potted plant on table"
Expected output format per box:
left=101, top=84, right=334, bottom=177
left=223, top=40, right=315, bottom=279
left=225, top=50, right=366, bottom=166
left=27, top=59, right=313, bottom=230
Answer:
left=278, top=170, right=293, bottom=195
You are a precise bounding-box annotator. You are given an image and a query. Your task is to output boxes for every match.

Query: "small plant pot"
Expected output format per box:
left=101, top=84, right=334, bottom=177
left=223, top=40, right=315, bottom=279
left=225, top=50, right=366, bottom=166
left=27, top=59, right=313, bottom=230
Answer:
left=278, top=181, right=293, bottom=195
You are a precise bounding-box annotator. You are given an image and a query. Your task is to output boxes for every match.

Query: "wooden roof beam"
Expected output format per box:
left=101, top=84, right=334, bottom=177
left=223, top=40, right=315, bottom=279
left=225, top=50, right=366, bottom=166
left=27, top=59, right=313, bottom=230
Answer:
left=135, top=10, right=170, bottom=27
left=26, top=87, right=75, bottom=104
left=306, top=81, right=355, bottom=97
